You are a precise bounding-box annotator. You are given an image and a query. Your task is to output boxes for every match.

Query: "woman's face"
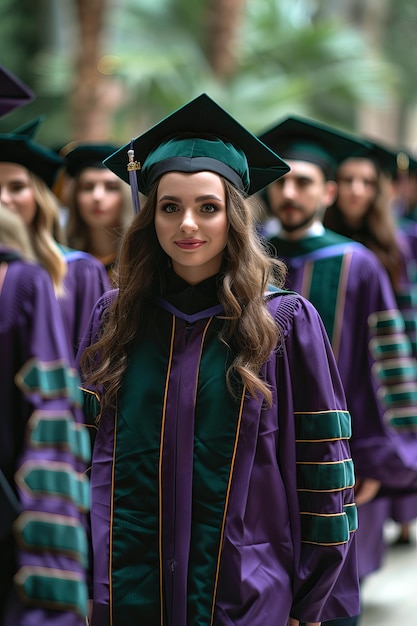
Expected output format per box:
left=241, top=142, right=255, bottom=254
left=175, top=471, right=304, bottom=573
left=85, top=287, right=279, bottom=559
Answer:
left=76, top=168, right=125, bottom=230
left=154, top=170, right=229, bottom=284
left=336, top=157, right=378, bottom=225
left=0, top=162, right=37, bottom=226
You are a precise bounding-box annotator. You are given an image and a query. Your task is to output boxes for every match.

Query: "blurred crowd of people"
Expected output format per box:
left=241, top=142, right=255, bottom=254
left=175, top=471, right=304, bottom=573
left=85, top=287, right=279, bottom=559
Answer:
left=1, top=63, right=417, bottom=626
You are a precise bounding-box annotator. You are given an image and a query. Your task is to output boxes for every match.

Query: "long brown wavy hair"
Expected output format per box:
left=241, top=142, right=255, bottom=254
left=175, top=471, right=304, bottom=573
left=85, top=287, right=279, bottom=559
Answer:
left=81, top=177, right=287, bottom=411
left=324, top=160, right=403, bottom=291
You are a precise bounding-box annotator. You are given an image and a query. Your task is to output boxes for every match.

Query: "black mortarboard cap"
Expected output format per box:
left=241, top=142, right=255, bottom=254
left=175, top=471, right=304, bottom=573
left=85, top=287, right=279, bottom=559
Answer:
left=63, top=143, right=120, bottom=177
left=360, top=139, right=413, bottom=178
left=258, top=115, right=370, bottom=178
left=0, top=65, right=34, bottom=118
left=400, top=151, right=417, bottom=174
left=11, top=115, right=45, bottom=139
left=0, top=116, right=64, bottom=188
left=104, top=93, right=290, bottom=197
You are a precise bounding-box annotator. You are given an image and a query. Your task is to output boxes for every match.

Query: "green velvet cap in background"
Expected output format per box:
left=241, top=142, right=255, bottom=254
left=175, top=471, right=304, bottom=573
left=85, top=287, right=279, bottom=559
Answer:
left=63, top=143, right=119, bottom=177
left=104, top=93, right=290, bottom=196
left=0, top=116, right=64, bottom=188
left=258, top=115, right=371, bottom=179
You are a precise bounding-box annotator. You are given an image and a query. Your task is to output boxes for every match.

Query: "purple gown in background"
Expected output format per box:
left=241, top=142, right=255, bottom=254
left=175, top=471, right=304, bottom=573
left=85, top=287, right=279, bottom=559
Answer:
left=78, top=284, right=359, bottom=625
left=58, top=246, right=111, bottom=360
left=385, top=221, right=417, bottom=530
left=0, top=246, right=90, bottom=626
left=269, top=229, right=417, bottom=579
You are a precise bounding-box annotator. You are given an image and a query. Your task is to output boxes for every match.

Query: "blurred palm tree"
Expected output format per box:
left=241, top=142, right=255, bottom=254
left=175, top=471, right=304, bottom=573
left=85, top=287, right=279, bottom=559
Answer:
left=0, top=0, right=400, bottom=144
left=103, top=0, right=397, bottom=138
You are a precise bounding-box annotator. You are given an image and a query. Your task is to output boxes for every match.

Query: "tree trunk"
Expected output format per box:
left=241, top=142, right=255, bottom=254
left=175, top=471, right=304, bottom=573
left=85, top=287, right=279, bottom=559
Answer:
left=205, top=0, right=246, bottom=80
left=351, top=0, right=399, bottom=143
left=71, top=0, right=123, bottom=141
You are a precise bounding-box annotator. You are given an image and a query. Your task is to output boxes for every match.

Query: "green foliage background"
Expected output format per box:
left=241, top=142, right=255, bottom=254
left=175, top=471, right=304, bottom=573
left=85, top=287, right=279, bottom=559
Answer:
left=1, top=0, right=416, bottom=148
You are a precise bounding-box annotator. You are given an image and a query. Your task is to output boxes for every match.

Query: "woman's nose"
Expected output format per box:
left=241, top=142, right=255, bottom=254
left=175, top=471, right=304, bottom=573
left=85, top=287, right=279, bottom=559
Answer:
left=92, top=184, right=106, bottom=199
left=180, top=210, right=198, bottom=231
left=0, top=187, right=12, bottom=206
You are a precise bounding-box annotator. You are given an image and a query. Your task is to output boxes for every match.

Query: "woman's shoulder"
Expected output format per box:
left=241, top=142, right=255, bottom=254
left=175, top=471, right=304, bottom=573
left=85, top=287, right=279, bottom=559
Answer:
left=58, top=244, right=107, bottom=270
left=95, top=288, right=119, bottom=313
left=265, top=288, right=325, bottom=337
left=4, top=256, right=52, bottom=294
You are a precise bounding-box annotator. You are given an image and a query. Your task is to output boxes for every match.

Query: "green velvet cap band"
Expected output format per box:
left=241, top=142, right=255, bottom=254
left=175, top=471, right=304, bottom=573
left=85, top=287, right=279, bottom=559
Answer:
left=142, top=136, right=249, bottom=193
left=279, top=141, right=336, bottom=178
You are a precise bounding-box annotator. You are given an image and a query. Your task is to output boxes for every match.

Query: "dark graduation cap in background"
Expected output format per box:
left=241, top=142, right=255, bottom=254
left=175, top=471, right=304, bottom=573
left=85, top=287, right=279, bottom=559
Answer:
left=0, top=115, right=64, bottom=188
left=104, top=93, right=290, bottom=213
left=360, top=138, right=417, bottom=179
left=63, top=142, right=120, bottom=177
left=258, top=115, right=371, bottom=179
left=0, top=65, right=34, bottom=118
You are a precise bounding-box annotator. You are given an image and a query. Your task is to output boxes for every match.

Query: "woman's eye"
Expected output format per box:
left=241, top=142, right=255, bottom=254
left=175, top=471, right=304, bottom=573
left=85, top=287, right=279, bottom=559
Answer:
left=162, top=203, right=178, bottom=213
left=201, top=203, right=218, bottom=213
left=10, top=184, right=28, bottom=193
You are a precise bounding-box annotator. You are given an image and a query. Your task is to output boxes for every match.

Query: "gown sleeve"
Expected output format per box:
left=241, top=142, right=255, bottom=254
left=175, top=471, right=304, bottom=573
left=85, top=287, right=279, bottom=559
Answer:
left=8, top=263, right=91, bottom=626
left=272, top=293, right=359, bottom=623
left=75, top=289, right=119, bottom=436
left=347, top=252, right=417, bottom=488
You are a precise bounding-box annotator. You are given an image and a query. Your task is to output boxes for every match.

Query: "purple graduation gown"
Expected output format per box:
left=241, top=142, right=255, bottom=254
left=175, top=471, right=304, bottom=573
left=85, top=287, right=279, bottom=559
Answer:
left=78, top=285, right=359, bottom=626
left=58, top=246, right=111, bottom=360
left=269, top=229, right=417, bottom=578
left=384, top=223, right=417, bottom=526
left=0, top=247, right=90, bottom=625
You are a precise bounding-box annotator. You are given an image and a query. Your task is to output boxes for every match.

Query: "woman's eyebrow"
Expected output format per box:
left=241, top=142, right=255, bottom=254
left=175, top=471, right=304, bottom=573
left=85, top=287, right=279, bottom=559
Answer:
left=158, top=193, right=223, bottom=203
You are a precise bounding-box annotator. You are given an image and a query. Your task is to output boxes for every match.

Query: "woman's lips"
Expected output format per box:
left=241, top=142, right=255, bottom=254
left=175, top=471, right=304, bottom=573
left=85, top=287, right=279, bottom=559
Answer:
left=175, top=240, right=205, bottom=249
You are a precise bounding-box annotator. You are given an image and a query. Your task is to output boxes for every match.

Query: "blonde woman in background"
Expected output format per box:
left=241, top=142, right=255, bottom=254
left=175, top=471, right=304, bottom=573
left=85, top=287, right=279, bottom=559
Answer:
left=59, top=143, right=133, bottom=286
left=0, top=118, right=111, bottom=359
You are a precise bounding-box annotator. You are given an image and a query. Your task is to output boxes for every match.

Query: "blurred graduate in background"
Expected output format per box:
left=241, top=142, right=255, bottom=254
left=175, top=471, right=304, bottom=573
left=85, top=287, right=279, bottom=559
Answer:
left=57, top=142, right=133, bottom=286
left=0, top=64, right=91, bottom=626
left=0, top=117, right=111, bottom=358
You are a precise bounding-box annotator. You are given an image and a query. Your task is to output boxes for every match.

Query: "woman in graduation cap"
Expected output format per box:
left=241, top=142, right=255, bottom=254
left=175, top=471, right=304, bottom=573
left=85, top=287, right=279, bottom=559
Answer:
left=0, top=119, right=111, bottom=358
left=59, top=143, right=133, bottom=286
left=78, top=94, right=360, bottom=626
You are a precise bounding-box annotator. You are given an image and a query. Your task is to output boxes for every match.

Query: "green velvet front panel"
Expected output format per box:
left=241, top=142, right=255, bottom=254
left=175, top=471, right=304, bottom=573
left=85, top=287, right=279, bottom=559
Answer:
left=187, top=318, right=243, bottom=625
left=111, top=314, right=173, bottom=624
left=305, top=254, right=344, bottom=342
left=111, top=312, right=243, bottom=625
